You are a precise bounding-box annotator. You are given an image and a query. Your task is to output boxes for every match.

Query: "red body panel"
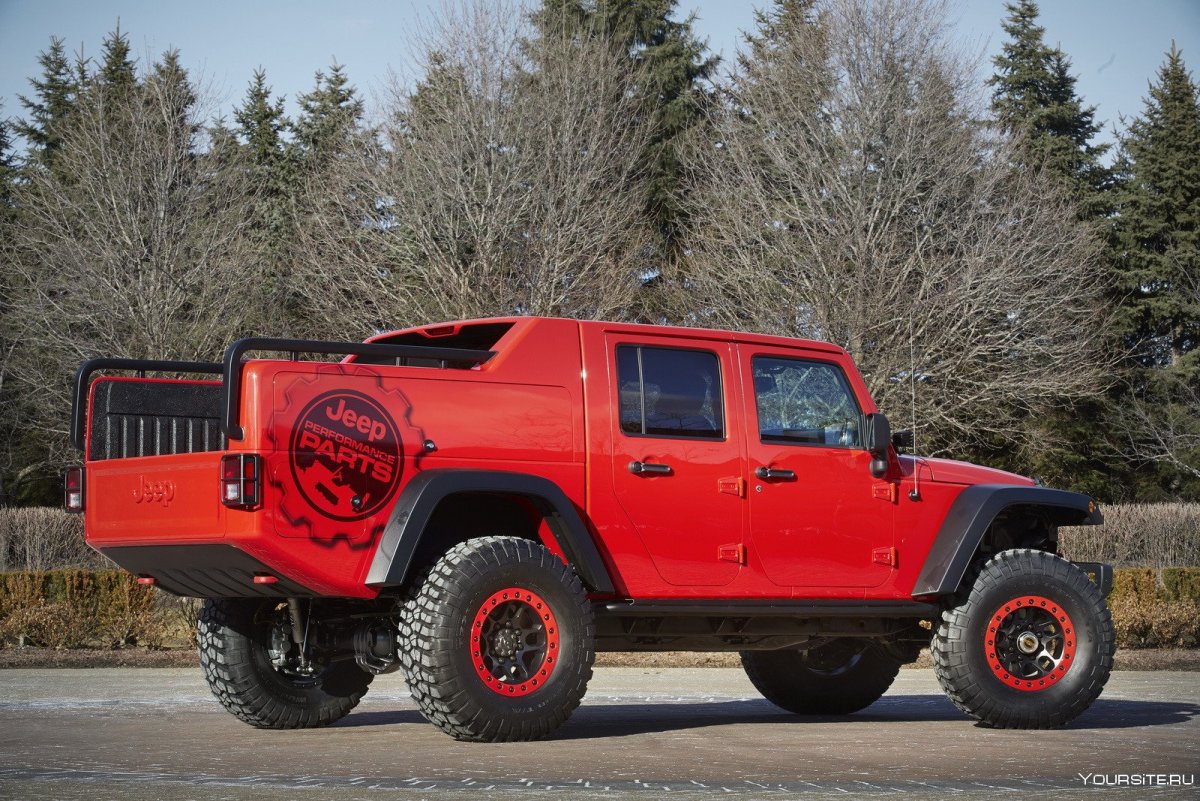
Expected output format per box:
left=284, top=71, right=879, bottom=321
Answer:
left=82, top=316, right=1032, bottom=601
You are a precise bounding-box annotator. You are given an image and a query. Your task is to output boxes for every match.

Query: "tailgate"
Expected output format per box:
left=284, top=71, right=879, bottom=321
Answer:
left=82, top=374, right=228, bottom=547
left=85, top=451, right=228, bottom=545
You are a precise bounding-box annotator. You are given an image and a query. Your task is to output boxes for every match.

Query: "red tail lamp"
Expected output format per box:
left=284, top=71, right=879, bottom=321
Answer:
left=64, top=465, right=85, bottom=513
left=220, top=454, right=262, bottom=509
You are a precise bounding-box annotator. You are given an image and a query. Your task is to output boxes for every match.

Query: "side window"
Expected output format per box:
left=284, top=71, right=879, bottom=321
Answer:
left=752, top=356, right=861, bottom=448
left=617, top=345, right=724, bottom=439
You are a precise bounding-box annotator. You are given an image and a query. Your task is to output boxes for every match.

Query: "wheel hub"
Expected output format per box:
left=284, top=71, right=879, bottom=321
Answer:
left=470, top=587, right=560, bottom=697
left=985, top=595, right=1077, bottom=692
left=493, top=627, right=521, bottom=657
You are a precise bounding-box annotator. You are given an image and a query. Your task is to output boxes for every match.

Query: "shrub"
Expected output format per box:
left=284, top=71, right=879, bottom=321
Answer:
left=1109, top=595, right=1200, bottom=649
left=1059, top=503, right=1200, bottom=568
left=0, top=600, right=92, bottom=649
left=0, top=507, right=104, bottom=572
left=0, top=570, right=161, bottom=648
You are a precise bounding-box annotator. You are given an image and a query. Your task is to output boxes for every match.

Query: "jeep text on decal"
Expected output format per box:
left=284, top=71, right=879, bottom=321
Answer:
left=288, top=390, right=403, bottom=521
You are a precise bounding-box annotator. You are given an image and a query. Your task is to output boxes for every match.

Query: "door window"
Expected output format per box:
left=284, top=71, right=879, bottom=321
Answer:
left=617, top=346, right=723, bottom=439
left=752, top=356, right=861, bottom=447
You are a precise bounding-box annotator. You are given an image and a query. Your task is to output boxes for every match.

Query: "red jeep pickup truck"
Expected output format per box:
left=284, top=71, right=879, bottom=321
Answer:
left=69, top=317, right=1113, bottom=741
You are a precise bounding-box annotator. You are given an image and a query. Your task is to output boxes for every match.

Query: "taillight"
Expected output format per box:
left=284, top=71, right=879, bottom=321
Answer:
left=64, top=465, right=85, bottom=513
left=220, top=454, right=261, bottom=509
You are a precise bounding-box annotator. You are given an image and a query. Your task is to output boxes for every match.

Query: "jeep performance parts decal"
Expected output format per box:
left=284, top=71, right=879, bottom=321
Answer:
left=288, top=390, right=403, bottom=521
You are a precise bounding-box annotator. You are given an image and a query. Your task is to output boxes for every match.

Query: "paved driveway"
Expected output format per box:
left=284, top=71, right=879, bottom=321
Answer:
left=1, top=667, right=1197, bottom=800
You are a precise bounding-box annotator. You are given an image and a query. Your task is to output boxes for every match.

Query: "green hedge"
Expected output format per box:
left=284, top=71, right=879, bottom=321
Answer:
left=1, top=567, right=1197, bottom=650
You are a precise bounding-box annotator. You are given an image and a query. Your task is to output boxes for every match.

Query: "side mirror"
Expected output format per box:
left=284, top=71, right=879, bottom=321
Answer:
left=864, top=412, right=891, bottom=478
left=891, top=430, right=914, bottom=453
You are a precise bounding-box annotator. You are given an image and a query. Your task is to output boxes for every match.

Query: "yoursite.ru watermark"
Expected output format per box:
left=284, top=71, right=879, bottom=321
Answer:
left=1079, top=773, right=1195, bottom=787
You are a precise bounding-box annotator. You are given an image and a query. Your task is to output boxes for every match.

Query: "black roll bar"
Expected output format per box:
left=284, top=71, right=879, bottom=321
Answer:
left=71, top=337, right=495, bottom=451
left=71, top=358, right=223, bottom=451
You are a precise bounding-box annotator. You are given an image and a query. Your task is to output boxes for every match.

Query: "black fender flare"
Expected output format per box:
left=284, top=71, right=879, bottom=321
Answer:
left=911, top=484, right=1102, bottom=597
left=364, top=469, right=615, bottom=594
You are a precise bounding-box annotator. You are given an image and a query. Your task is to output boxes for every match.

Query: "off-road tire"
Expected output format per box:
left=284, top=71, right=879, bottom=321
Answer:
left=404, top=536, right=595, bottom=742
left=932, top=548, right=1114, bottom=729
left=198, top=598, right=373, bottom=729
left=741, top=638, right=901, bottom=715
left=397, top=563, right=434, bottom=681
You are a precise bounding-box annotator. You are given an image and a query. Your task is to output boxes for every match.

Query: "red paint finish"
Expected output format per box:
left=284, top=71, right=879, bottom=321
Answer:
left=80, top=316, right=1041, bottom=605
left=606, top=335, right=744, bottom=587
left=737, top=343, right=894, bottom=590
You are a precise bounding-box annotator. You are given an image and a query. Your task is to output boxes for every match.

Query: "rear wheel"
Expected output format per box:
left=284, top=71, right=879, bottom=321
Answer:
left=404, top=536, right=594, bottom=741
left=198, top=599, right=373, bottom=729
left=932, top=548, right=1114, bottom=728
left=741, top=638, right=901, bottom=715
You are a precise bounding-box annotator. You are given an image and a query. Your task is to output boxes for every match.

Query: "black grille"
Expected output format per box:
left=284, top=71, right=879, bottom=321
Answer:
left=89, top=380, right=223, bottom=461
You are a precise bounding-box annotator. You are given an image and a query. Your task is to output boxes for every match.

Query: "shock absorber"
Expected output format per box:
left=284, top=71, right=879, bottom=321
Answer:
left=286, top=598, right=313, bottom=674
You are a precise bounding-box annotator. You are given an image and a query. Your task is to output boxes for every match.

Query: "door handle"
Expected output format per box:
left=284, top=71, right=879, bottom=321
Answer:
left=629, top=460, right=673, bottom=476
left=755, top=466, right=796, bottom=481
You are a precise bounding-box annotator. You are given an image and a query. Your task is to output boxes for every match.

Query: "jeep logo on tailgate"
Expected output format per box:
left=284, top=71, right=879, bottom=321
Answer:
left=132, top=475, right=175, bottom=507
left=289, top=390, right=403, bottom=521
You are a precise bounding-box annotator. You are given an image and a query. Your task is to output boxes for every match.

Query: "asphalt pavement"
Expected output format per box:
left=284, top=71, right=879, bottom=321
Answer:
left=1, top=666, right=1198, bottom=800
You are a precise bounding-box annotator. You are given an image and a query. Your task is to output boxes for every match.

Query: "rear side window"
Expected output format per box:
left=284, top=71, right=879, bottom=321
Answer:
left=617, top=346, right=723, bottom=439
left=752, top=356, right=861, bottom=447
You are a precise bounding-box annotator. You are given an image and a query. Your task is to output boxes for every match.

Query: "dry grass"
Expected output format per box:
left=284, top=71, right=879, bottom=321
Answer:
left=1059, top=502, right=1200, bottom=568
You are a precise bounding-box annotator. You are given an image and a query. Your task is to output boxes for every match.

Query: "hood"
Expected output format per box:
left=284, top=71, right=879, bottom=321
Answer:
left=901, top=455, right=1036, bottom=487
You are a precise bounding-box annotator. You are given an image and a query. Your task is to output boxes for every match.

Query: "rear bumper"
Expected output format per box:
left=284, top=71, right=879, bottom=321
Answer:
left=100, top=544, right=318, bottom=598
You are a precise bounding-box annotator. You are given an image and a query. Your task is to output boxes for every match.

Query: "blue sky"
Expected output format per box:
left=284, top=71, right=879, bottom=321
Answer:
left=1, top=1, right=1197, bottom=149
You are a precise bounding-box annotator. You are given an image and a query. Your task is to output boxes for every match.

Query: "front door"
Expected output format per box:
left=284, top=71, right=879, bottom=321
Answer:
left=739, top=347, right=894, bottom=589
left=609, top=338, right=745, bottom=586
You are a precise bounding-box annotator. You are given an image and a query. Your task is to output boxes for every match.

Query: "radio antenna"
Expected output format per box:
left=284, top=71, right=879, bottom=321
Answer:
left=909, top=315, right=922, bottom=501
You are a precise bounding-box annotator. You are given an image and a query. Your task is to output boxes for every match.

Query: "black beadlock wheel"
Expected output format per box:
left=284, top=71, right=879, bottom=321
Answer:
left=932, top=548, right=1114, bottom=729
left=740, top=638, right=902, bottom=715
left=402, top=536, right=595, bottom=742
left=198, top=598, right=373, bottom=729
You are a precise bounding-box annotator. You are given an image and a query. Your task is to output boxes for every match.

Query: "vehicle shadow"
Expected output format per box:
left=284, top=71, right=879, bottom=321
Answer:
left=335, top=695, right=1200, bottom=736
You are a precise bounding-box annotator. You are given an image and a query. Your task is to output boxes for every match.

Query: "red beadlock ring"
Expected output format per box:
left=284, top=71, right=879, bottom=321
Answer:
left=985, top=594, right=1077, bottom=692
left=470, top=587, right=560, bottom=697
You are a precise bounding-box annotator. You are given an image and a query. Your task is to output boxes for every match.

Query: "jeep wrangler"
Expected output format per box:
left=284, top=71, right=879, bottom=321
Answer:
left=68, top=317, right=1114, bottom=741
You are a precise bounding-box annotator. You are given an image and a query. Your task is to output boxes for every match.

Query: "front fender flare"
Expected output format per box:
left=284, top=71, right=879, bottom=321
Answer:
left=911, top=484, right=1101, bottom=597
left=365, top=469, right=615, bottom=594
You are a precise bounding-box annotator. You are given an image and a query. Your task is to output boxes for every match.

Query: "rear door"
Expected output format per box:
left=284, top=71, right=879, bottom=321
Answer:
left=738, top=346, right=894, bottom=589
left=608, top=337, right=745, bottom=587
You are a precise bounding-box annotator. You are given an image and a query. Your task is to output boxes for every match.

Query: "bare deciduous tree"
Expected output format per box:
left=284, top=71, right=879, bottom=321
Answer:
left=290, top=0, right=654, bottom=339
left=6, top=62, right=264, bottom=464
left=675, top=0, right=1113, bottom=453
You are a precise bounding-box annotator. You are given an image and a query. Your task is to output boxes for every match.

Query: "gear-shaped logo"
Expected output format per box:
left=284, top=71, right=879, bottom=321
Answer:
left=288, top=389, right=404, bottom=522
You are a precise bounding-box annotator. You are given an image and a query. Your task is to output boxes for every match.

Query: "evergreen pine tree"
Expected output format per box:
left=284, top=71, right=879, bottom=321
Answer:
left=234, top=69, right=295, bottom=256
left=147, top=50, right=198, bottom=140
left=236, top=69, right=289, bottom=171
left=533, top=0, right=716, bottom=245
left=1114, top=44, right=1200, bottom=375
left=986, top=0, right=1121, bottom=497
left=15, top=36, right=77, bottom=169
left=293, top=63, right=364, bottom=167
left=0, top=110, right=18, bottom=224
left=734, top=1, right=829, bottom=134
left=97, top=24, right=137, bottom=91
left=988, top=0, right=1109, bottom=209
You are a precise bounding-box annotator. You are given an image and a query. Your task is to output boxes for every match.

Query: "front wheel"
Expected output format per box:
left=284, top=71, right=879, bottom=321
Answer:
left=932, top=548, right=1114, bottom=729
left=741, top=638, right=901, bottom=715
left=403, top=536, right=595, bottom=742
left=198, top=599, right=373, bottom=729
